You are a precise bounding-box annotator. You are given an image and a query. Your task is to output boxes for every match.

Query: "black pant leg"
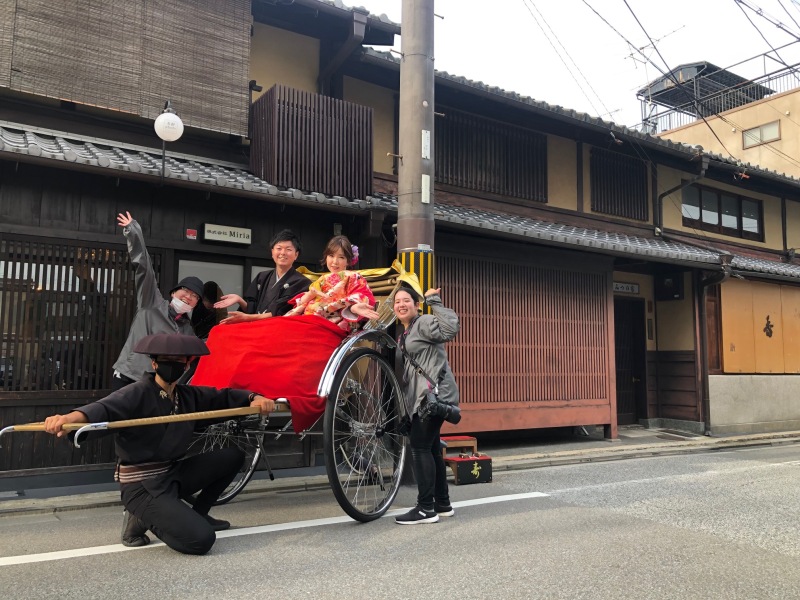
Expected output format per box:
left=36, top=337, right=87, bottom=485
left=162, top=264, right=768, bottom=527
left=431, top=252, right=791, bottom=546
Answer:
left=175, top=447, right=245, bottom=515
left=409, top=415, right=445, bottom=510
left=122, top=483, right=215, bottom=556
left=431, top=426, right=451, bottom=506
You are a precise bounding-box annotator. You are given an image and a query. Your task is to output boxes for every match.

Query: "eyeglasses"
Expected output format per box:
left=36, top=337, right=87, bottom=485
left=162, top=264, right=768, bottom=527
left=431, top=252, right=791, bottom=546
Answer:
left=180, top=287, right=201, bottom=302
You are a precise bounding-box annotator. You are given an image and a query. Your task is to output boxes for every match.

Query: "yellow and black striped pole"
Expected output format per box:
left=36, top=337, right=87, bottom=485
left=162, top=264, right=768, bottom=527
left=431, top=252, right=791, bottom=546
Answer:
left=398, top=248, right=435, bottom=301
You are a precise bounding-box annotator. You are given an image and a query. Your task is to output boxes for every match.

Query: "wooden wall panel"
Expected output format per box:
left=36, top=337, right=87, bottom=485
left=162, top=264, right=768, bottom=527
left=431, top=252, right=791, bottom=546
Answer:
left=437, top=250, right=613, bottom=433
left=435, top=107, right=547, bottom=202
left=781, top=285, right=800, bottom=373
left=720, top=278, right=800, bottom=374
left=646, top=351, right=658, bottom=417
left=721, top=278, right=756, bottom=373
left=751, top=282, right=784, bottom=373
left=590, top=147, right=649, bottom=221
left=250, top=85, right=373, bottom=199
left=0, top=164, right=43, bottom=227
left=655, top=351, right=700, bottom=422
left=0, top=399, right=116, bottom=473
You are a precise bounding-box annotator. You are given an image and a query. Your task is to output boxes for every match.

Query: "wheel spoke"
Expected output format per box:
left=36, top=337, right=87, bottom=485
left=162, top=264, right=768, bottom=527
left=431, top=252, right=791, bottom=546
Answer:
left=188, top=416, right=264, bottom=505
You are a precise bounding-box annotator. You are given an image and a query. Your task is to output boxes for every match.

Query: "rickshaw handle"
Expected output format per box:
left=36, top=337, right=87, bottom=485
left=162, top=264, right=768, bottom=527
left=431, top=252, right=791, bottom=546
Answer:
left=0, top=400, right=290, bottom=448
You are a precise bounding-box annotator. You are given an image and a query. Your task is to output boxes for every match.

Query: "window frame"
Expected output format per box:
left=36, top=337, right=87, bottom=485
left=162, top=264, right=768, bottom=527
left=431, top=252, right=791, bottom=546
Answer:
left=742, top=120, right=781, bottom=149
left=681, top=183, right=764, bottom=242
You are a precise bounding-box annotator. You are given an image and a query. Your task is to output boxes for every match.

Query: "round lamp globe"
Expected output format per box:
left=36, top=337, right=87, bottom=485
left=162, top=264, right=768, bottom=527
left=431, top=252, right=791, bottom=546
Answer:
left=154, top=112, right=184, bottom=142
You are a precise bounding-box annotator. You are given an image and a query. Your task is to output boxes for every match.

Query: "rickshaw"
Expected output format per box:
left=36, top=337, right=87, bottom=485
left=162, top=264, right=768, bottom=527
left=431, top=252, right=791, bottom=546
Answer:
left=0, top=263, right=415, bottom=524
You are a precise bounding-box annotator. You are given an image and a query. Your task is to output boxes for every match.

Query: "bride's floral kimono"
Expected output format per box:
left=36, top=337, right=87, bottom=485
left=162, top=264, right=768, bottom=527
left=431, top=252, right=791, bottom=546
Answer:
left=285, top=270, right=375, bottom=332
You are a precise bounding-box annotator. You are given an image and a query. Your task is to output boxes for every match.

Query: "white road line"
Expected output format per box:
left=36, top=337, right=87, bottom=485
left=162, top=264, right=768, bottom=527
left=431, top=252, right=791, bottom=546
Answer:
left=0, top=491, right=549, bottom=567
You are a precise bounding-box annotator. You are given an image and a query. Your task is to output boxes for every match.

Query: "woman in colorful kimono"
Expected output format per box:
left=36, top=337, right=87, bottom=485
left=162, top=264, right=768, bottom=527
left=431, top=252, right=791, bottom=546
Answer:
left=285, top=235, right=379, bottom=331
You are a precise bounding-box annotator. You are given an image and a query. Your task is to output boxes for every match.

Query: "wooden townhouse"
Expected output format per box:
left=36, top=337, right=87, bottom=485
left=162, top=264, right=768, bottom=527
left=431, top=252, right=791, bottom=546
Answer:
left=1, top=0, right=799, bottom=475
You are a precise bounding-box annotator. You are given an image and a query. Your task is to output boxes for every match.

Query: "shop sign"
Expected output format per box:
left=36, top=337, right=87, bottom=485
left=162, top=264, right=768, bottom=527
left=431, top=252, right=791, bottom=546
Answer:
left=203, top=223, right=252, bottom=245
left=186, top=228, right=197, bottom=240
left=613, top=281, right=640, bottom=295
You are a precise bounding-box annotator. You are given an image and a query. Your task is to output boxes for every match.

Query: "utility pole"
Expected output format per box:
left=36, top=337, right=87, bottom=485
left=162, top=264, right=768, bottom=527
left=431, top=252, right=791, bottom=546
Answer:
left=397, top=0, right=435, bottom=291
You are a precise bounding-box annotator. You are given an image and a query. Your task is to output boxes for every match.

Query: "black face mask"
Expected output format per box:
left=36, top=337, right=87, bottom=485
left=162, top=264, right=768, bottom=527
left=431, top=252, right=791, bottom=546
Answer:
left=155, top=361, right=187, bottom=384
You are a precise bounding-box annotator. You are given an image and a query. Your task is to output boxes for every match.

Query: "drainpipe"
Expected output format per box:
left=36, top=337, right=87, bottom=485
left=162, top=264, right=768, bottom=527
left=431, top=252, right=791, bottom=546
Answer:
left=655, top=155, right=709, bottom=236
left=317, top=9, right=368, bottom=95
left=698, top=254, right=732, bottom=435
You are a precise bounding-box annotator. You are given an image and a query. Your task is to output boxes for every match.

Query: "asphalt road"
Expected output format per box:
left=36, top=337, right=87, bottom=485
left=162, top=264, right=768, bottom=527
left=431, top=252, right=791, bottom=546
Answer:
left=1, top=444, right=799, bottom=599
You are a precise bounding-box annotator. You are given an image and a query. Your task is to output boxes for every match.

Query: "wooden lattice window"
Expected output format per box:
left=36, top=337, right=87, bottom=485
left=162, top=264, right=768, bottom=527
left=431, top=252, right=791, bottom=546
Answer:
left=590, top=148, right=648, bottom=221
left=440, top=254, right=609, bottom=403
left=0, top=235, right=160, bottom=393
left=435, top=108, right=547, bottom=202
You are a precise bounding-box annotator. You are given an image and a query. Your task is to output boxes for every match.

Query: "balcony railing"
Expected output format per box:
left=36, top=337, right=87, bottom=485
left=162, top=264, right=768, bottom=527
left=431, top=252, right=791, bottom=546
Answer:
left=639, top=62, right=800, bottom=134
left=250, top=85, right=373, bottom=200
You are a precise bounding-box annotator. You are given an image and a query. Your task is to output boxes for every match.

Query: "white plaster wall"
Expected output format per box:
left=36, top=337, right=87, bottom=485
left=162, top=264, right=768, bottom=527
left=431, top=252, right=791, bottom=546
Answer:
left=709, top=374, right=800, bottom=433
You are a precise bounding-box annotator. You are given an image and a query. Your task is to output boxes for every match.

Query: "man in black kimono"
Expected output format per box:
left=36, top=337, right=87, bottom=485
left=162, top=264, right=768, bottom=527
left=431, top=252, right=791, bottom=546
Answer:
left=214, top=229, right=310, bottom=323
left=43, top=333, right=275, bottom=555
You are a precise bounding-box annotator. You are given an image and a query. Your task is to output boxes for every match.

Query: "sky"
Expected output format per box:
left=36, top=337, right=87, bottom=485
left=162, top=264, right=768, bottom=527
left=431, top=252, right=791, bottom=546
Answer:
left=353, top=0, right=800, bottom=130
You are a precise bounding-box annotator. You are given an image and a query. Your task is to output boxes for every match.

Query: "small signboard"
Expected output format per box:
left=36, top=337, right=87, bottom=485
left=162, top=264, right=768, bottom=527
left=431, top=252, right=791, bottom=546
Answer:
left=203, top=223, right=252, bottom=245
left=613, top=281, right=640, bottom=295
left=185, top=228, right=197, bottom=240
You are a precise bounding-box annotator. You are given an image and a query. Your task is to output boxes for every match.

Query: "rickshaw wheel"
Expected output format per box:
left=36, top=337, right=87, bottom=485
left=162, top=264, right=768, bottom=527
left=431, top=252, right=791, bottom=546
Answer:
left=187, top=415, right=265, bottom=505
left=323, top=347, right=407, bottom=522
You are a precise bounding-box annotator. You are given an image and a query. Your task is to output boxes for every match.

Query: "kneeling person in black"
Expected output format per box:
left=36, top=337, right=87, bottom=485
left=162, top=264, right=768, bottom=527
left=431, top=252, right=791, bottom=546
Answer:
left=43, top=333, right=274, bottom=555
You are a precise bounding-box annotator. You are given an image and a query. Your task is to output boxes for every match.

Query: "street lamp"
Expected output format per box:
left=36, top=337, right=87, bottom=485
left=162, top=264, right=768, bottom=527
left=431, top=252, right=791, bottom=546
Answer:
left=154, top=100, right=184, bottom=182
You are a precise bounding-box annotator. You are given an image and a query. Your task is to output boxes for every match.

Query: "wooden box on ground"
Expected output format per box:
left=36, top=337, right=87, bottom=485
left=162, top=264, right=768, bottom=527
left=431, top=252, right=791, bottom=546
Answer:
left=441, top=435, right=492, bottom=485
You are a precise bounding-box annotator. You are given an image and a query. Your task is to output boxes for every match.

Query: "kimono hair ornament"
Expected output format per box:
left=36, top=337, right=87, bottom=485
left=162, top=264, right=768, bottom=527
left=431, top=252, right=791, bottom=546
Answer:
left=349, top=245, right=359, bottom=266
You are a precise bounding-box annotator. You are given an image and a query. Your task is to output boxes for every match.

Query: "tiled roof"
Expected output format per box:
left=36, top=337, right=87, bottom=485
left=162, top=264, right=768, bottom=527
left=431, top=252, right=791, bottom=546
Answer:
left=360, top=48, right=800, bottom=187
left=3, top=121, right=798, bottom=280
left=0, top=123, right=373, bottom=212
left=369, top=193, right=720, bottom=266
left=303, top=0, right=400, bottom=30
left=731, top=255, right=800, bottom=279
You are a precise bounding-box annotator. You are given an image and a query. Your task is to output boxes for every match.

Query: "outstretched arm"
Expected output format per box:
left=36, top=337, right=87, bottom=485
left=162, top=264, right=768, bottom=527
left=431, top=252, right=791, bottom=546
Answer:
left=118, top=212, right=161, bottom=309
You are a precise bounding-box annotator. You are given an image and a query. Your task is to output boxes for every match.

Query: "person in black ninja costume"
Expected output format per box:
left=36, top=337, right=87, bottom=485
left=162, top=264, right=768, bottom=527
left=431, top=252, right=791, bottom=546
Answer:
left=43, top=333, right=274, bottom=555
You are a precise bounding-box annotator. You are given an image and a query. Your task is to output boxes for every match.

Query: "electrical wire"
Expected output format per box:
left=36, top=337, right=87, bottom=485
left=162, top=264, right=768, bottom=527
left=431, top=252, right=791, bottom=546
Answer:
left=778, top=0, right=800, bottom=30
left=621, top=0, right=742, bottom=161
left=580, top=1, right=779, bottom=246
left=733, top=0, right=800, bottom=82
left=518, top=0, right=605, bottom=117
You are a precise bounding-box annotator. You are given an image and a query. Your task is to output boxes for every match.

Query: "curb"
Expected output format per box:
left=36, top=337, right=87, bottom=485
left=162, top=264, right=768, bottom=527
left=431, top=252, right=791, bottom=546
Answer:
left=491, top=433, right=800, bottom=472
left=2, top=432, right=799, bottom=517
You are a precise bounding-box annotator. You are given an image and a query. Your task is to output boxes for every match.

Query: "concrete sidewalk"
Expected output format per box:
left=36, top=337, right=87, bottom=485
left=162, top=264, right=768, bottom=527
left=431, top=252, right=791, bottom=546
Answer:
left=2, top=425, right=799, bottom=517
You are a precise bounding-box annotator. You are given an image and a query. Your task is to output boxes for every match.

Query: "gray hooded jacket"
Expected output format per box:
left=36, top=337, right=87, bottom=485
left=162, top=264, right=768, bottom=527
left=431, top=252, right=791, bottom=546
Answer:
left=398, top=293, right=460, bottom=417
left=111, top=220, right=194, bottom=381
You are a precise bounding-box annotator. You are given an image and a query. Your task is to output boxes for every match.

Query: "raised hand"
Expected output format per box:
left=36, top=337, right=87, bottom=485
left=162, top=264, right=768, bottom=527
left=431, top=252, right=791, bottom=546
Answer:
left=424, top=288, right=440, bottom=297
left=117, top=211, right=133, bottom=228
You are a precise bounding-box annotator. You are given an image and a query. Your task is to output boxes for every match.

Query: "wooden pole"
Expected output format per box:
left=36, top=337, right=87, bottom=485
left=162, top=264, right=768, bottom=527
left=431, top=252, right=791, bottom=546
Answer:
left=0, top=402, right=291, bottom=445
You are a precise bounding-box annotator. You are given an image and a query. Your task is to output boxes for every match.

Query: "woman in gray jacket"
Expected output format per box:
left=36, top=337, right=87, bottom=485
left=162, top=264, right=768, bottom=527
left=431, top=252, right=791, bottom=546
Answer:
left=393, top=285, right=460, bottom=524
